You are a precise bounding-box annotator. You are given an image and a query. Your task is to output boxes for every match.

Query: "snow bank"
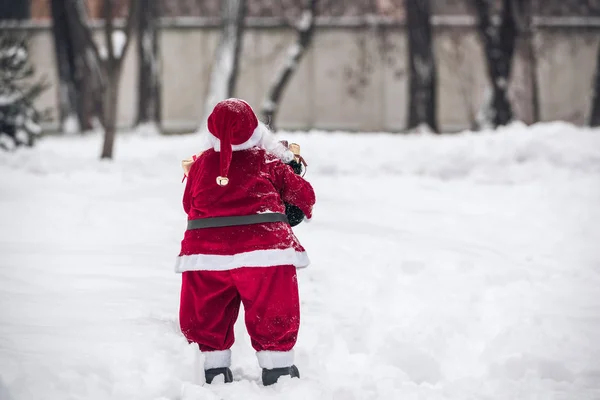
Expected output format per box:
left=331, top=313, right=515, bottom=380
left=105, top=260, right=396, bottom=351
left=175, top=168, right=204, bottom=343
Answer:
left=0, top=122, right=599, bottom=400
left=2, top=121, right=598, bottom=182
left=288, top=121, right=600, bottom=183
left=99, top=30, right=127, bottom=59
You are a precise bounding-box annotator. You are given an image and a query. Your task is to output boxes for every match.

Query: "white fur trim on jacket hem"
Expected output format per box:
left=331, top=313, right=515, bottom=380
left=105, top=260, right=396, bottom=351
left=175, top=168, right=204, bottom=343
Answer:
left=203, top=349, right=232, bottom=369
left=175, top=248, right=310, bottom=273
left=256, top=350, right=295, bottom=369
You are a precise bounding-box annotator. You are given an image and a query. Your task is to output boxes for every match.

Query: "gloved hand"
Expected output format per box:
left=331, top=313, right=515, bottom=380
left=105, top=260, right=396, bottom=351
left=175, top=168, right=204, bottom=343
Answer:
left=282, top=143, right=308, bottom=227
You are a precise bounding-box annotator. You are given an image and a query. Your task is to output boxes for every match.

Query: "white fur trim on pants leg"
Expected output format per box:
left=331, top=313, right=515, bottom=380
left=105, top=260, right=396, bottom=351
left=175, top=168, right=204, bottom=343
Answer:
left=203, top=349, right=232, bottom=369
left=256, top=350, right=295, bottom=369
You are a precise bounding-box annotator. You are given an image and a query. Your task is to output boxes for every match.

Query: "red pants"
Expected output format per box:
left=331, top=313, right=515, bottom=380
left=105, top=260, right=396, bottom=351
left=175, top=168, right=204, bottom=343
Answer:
left=179, top=265, right=300, bottom=360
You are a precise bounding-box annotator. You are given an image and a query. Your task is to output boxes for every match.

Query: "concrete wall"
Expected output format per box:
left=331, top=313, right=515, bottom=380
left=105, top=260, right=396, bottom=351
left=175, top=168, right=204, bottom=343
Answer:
left=23, top=22, right=600, bottom=133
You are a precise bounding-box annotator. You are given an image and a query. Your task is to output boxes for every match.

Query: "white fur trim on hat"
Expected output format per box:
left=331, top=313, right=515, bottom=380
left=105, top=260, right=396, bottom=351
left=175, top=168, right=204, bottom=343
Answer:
left=206, top=122, right=295, bottom=163
left=210, top=124, right=263, bottom=152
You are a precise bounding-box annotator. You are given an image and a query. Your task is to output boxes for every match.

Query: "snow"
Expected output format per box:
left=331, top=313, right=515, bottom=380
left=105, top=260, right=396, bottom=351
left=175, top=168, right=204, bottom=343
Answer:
left=262, top=99, right=276, bottom=113
left=409, top=122, right=434, bottom=134
left=496, top=77, right=508, bottom=89
left=285, top=43, right=302, bottom=68
left=99, top=30, right=127, bottom=59
left=135, top=121, right=162, bottom=136
left=24, top=118, right=41, bottom=135
left=297, top=10, right=313, bottom=32
left=0, top=133, right=15, bottom=150
left=63, top=114, right=80, bottom=136
left=14, top=129, right=28, bottom=144
left=112, top=30, right=127, bottom=59
left=1, top=122, right=600, bottom=400
left=0, top=93, right=22, bottom=107
left=0, top=46, right=27, bottom=63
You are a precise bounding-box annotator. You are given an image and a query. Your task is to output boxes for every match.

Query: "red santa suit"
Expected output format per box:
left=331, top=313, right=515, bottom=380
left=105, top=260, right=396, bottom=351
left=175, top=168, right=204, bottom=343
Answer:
left=176, top=98, right=315, bottom=372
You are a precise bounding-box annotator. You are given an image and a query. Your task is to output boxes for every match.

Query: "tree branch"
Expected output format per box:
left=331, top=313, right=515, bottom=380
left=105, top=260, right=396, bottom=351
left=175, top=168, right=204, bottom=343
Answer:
left=104, top=0, right=116, bottom=67
left=67, top=0, right=106, bottom=86
left=117, top=0, right=139, bottom=64
left=261, top=0, right=318, bottom=129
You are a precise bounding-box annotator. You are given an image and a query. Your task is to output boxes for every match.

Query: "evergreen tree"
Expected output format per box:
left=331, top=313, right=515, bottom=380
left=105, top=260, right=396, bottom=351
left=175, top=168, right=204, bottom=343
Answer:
left=0, top=33, right=49, bottom=151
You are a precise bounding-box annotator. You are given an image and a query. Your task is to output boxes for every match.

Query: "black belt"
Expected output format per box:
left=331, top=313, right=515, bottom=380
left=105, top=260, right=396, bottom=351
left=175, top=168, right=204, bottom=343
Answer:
left=187, top=212, right=289, bottom=230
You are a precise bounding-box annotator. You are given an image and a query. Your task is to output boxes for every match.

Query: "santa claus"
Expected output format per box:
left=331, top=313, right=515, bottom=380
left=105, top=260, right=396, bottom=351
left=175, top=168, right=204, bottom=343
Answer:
left=176, top=98, right=316, bottom=386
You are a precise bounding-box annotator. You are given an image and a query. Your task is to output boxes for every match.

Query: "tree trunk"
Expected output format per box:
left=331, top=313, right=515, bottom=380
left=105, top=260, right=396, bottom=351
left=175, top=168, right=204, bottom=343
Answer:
left=80, top=62, right=104, bottom=131
left=406, top=0, right=438, bottom=133
left=513, top=0, right=539, bottom=124
left=101, top=73, right=120, bottom=159
left=526, top=32, right=540, bottom=123
left=474, top=0, right=517, bottom=128
left=226, top=0, right=246, bottom=99
left=261, top=0, right=318, bottom=131
left=50, top=0, right=80, bottom=134
left=591, top=42, right=600, bottom=127
left=61, top=0, right=138, bottom=158
left=136, top=0, right=161, bottom=131
left=202, top=0, right=247, bottom=122
left=63, top=0, right=105, bottom=132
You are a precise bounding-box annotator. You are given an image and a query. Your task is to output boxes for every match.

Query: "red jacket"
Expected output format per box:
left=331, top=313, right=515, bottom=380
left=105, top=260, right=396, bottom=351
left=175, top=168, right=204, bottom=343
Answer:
left=175, top=147, right=316, bottom=272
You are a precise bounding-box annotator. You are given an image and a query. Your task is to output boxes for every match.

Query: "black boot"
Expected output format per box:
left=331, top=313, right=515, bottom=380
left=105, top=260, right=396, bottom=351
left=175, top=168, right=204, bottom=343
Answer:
left=262, top=365, right=300, bottom=386
left=205, top=367, right=233, bottom=384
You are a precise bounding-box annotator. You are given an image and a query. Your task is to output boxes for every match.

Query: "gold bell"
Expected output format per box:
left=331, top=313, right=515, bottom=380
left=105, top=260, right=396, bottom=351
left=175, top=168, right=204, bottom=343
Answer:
left=216, top=176, right=229, bottom=186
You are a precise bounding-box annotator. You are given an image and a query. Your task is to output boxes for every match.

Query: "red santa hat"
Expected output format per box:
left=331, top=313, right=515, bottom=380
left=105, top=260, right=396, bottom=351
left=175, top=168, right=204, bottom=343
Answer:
left=207, top=98, right=260, bottom=186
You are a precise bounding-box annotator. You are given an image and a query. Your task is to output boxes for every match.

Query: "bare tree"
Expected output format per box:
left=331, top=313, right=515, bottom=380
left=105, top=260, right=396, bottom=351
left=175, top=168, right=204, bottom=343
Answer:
left=591, top=42, right=600, bottom=127
left=512, top=0, right=540, bottom=124
left=51, top=0, right=104, bottom=133
left=65, top=0, right=139, bottom=159
left=472, top=0, right=517, bottom=128
left=202, top=0, right=247, bottom=125
left=261, top=0, right=318, bottom=131
left=406, top=0, right=438, bottom=133
left=136, top=1, right=161, bottom=134
left=50, top=0, right=81, bottom=134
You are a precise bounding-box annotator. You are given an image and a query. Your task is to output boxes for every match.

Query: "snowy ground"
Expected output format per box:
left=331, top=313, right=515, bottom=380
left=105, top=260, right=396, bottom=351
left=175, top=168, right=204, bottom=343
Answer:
left=1, top=122, right=600, bottom=400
